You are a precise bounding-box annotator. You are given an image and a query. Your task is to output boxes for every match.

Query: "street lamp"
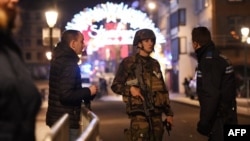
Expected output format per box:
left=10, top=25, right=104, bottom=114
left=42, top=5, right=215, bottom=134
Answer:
left=241, top=27, right=249, bottom=98
left=147, top=1, right=157, bottom=11
left=45, top=10, right=58, bottom=60
left=146, top=0, right=157, bottom=19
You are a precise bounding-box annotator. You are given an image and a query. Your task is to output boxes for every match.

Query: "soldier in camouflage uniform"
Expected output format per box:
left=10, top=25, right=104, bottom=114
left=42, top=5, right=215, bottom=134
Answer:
left=111, top=28, right=174, bottom=141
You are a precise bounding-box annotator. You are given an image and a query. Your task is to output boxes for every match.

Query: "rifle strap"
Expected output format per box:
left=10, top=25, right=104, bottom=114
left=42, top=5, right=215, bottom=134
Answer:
left=137, top=55, right=154, bottom=90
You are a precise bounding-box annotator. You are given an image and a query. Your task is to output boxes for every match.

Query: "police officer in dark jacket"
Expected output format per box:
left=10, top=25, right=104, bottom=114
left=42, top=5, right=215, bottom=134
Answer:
left=46, top=30, right=98, bottom=141
left=192, top=26, right=238, bottom=141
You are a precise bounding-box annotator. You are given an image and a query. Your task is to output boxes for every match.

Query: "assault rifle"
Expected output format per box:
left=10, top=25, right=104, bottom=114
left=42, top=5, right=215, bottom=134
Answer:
left=134, top=59, right=155, bottom=136
left=126, top=78, right=154, bottom=139
left=126, top=57, right=155, bottom=139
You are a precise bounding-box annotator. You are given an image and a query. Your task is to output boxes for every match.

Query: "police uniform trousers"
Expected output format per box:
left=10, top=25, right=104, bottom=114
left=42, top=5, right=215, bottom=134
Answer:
left=124, top=115, right=164, bottom=141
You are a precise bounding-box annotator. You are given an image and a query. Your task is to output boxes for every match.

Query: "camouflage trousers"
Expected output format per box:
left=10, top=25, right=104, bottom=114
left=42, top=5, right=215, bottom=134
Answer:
left=124, top=115, right=164, bottom=141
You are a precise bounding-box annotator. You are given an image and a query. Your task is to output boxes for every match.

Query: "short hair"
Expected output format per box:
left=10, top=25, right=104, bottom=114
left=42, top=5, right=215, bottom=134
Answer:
left=191, top=26, right=212, bottom=46
left=61, top=29, right=81, bottom=45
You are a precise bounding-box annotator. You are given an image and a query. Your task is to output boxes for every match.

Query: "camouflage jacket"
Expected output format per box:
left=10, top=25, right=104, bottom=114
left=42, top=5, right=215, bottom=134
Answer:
left=111, top=53, right=173, bottom=117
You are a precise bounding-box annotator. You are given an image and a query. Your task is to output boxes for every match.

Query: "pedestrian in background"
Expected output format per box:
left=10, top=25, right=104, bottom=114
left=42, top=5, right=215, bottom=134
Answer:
left=182, top=77, right=190, bottom=97
left=99, top=77, right=108, bottom=96
left=111, top=28, right=174, bottom=141
left=0, top=0, right=42, bottom=141
left=46, top=30, right=98, bottom=141
left=191, top=26, right=238, bottom=141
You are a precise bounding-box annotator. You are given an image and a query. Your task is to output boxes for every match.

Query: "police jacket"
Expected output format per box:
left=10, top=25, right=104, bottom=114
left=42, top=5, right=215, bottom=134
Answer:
left=46, top=42, right=92, bottom=129
left=0, top=31, right=41, bottom=141
left=195, top=42, right=238, bottom=134
left=111, top=53, right=173, bottom=117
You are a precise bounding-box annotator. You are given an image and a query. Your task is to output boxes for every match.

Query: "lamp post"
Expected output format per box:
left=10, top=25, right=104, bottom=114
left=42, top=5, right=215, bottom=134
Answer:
left=241, top=27, right=249, bottom=98
left=45, top=10, right=58, bottom=60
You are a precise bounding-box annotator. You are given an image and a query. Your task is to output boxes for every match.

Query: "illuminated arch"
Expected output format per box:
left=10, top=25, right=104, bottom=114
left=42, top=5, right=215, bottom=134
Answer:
left=65, top=2, right=166, bottom=50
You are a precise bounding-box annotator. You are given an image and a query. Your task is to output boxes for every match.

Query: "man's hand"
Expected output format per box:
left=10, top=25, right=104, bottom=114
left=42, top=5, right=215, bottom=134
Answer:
left=166, top=116, right=173, bottom=127
left=130, top=86, right=144, bottom=101
left=89, top=85, right=98, bottom=96
left=163, top=116, right=173, bottom=136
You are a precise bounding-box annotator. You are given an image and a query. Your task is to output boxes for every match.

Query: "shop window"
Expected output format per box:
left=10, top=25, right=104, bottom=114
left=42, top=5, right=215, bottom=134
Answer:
left=171, top=38, right=179, bottom=62
left=179, top=9, right=186, bottom=25
left=25, top=52, right=31, bottom=60
left=170, top=8, right=186, bottom=28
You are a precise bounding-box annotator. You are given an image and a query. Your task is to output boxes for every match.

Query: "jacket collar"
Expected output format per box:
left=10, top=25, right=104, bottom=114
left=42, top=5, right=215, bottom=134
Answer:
left=52, top=42, right=79, bottom=62
left=195, top=41, right=215, bottom=62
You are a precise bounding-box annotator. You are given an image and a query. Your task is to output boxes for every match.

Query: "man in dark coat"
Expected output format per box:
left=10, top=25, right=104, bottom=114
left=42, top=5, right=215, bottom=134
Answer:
left=0, top=0, right=42, bottom=141
left=46, top=29, right=98, bottom=141
left=192, top=26, right=238, bottom=141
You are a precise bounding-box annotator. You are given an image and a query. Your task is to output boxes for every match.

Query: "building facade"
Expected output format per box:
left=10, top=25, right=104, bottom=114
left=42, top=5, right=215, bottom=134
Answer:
left=163, top=0, right=250, bottom=93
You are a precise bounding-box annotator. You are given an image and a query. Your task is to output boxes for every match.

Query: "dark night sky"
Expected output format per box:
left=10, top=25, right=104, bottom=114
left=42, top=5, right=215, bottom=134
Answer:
left=20, top=0, right=134, bottom=28
left=58, top=0, right=134, bottom=27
